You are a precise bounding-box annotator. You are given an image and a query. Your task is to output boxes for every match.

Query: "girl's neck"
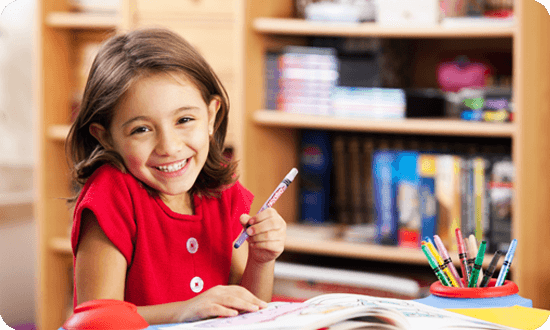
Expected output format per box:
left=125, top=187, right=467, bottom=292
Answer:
left=159, top=192, right=194, bottom=215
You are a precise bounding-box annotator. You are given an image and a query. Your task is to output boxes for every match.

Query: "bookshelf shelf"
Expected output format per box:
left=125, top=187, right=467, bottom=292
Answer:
left=253, top=18, right=516, bottom=38
left=47, top=124, right=71, bottom=142
left=49, top=237, right=72, bottom=255
left=0, top=191, right=34, bottom=207
left=253, top=110, right=516, bottom=138
left=285, top=225, right=494, bottom=268
left=46, top=11, right=119, bottom=29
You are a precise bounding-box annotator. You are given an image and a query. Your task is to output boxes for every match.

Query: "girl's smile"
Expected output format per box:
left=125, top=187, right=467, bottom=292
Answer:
left=90, top=72, right=219, bottom=214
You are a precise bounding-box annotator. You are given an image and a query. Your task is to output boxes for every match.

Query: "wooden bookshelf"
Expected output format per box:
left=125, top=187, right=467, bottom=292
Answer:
left=242, top=0, right=550, bottom=310
left=46, top=12, right=119, bottom=29
left=47, top=124, right=71, bottom=141
left=285, top=224, right=495, bottom=268
left=253, top=17, right=516, bottom=38
left=49, top=237, right=72, bottom=255
left=0, top=192, right=34, bottom=207
left=253, top=110, right=516, bottom=138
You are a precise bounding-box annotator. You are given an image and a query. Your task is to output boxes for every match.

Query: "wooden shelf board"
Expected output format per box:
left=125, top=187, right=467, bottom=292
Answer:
left=49, top=237, right=72, bottom=255
left=254, top=110, right=516, bottom=138
left=47, top=124, right=70, bottom=141
left=285, top=224, right=493, bottom=268
left=0, top=191, right=34, bottom=207
left=253, top=18, right=515, bottom=38
left=46, top=12, right=119, bottom=29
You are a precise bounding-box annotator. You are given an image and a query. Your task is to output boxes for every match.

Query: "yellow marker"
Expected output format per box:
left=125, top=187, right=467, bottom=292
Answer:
left=423, top=241, right=460, bottom=287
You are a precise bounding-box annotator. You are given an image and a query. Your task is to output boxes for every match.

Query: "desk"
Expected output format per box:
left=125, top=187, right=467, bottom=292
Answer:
left=57, top=303, right=550, bottom=330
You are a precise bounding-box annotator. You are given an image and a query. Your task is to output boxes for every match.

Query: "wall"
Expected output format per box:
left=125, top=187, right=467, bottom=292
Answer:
left=0, top=0, right=37, bottom=327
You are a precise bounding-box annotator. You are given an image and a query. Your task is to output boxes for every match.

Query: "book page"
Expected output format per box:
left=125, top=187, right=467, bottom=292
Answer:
left=160, top=294, right=518, bottom=330
left=160, top=300, right=385, bottom=330
left=306, top=294, right=514, bottom=330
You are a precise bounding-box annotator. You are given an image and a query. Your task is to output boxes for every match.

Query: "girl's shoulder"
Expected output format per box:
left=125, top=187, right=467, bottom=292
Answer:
left=220, top=180, right=253, bottom=203
left=214, top=180, right=254, bottom=219
left=89, top=163, right=133, bottom=183
left=82, top=164, right=143, bottom=196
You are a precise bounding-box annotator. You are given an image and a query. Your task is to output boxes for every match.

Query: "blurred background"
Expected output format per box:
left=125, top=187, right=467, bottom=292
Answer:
left=2, top=0, right=550, bottom=329
left=0, top=0, right=37, bottom=328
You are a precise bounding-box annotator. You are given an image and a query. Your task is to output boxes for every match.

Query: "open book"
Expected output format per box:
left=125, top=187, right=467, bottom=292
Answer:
left=160, top=293, right=518, bottom=330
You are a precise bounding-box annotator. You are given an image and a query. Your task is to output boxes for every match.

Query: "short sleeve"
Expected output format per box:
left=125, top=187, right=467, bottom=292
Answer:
left=71, top=165, right=137, bottom=265
left=227, top=181, right=254, bottom=237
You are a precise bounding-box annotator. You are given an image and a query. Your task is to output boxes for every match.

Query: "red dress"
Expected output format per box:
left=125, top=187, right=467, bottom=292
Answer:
left=71, top=164, right=253, bottom=308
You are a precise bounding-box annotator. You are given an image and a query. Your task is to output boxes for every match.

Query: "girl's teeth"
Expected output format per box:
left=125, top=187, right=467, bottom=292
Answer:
left=157, top=160, right=186, bottom=172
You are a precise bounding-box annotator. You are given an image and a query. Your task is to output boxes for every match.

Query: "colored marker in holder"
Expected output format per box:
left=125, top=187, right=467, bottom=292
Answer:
left=423, top=241, right=460, bottom=287
left=434, top=234, right=464, bottom=287
left=455, top=228, right=470, bottom=286
left=468, top=240, right=486, bottom=288
left=422, top=244, right=451, bottom=287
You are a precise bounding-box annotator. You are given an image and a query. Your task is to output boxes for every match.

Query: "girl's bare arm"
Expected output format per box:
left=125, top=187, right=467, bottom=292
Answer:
left=75, top=210, right=265, bottom=325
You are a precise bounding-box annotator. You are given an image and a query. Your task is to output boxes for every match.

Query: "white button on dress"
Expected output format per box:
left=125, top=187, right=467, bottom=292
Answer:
left=186, top=237, right=198, bottom=254
left=190, top=276, right=204, bottom=293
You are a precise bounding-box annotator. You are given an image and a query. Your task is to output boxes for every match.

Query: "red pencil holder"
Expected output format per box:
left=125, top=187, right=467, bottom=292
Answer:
left=415, top=279, right=532, bottom=309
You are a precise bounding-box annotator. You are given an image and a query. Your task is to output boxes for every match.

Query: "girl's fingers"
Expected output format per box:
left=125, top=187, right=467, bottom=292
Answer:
left=247, top=216, right=285, bottom=236
left=247, top=240, right=284, bottom=252
left=246, top=229, right=284, bottom=243
left=219, top=297, right=261, bottom=313
left=239, top=214, right=252, bottom=227
left=216, top=286, right=267, bottom=310
left=199, top=304, right=239, bottom=319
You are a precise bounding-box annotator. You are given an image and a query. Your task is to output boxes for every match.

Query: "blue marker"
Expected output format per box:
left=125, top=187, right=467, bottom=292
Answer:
left=424, top=236, right=437, bottom=252
left=495, top=239, right=518, bottom=286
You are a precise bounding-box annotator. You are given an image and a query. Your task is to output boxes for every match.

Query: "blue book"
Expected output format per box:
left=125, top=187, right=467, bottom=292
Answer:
left=418, top=154, right=437, bottom=245
left=299, top=130, right=332, bottom=224
left=394, top=151, right=421, bottom=248
left=372, top=150, right=397, bottom=245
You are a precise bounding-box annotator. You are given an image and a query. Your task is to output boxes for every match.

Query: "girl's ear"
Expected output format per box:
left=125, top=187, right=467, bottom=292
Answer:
left=207, top=96, right=221, bottom=136
left=89, top=123, right=112, bottom=149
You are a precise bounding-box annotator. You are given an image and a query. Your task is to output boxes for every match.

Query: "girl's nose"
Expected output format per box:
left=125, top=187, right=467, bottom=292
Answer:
left=155, top=128, right=182, bottom=156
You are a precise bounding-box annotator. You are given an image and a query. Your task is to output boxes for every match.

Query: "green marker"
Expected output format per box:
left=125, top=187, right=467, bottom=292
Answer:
left=422, top=244, right=451, bottom=287
left=468, top=240, right=487, bottom=288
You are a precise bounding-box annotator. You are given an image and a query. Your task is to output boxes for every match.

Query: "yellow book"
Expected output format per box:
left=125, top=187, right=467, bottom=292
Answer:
left=450, top=306, right=550, bottom=330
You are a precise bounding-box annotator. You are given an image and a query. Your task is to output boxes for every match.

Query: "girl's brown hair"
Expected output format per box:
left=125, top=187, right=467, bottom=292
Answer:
left=66, top=27, right=237, bottom=201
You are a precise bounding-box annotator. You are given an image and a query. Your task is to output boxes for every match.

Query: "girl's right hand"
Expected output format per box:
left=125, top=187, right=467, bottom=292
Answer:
left=176, top=285, right=268, bottom=323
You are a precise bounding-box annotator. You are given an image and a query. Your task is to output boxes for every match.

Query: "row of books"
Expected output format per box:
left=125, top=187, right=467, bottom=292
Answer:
left=299, top=130, right=513, bottom=253
left=267, top=46, right=407, bottom=119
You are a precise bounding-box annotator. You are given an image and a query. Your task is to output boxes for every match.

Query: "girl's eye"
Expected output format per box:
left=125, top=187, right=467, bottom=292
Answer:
left=177, top=117, right=193, bottom=124
left=131, top=126, right=150, bottom=135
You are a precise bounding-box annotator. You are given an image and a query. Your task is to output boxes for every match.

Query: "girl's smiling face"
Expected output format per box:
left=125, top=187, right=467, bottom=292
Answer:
left=90, top=73, right=219, bottom=213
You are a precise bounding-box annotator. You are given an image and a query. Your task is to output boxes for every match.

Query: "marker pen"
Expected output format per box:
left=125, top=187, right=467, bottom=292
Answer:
left=455, top=228, right=470, bottom=286
left=434, top=234, right=464, bottom=287
left=468, top=234, right=484, bottom=286
left=468, top=240, right=486, bottom=288
left=422, top=244, right=451, bottom=287
left=495, top=239, right=518, bottom=286
left=234, top=168, right=298, bottom=249
left=424, top=241, right=460, bottom=287
left=480, top=250, right=503, bottom=288
left=424, top=236, right=437, bottom=253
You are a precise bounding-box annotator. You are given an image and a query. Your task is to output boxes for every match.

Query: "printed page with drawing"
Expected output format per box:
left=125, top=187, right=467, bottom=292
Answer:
left=160, top=293, right=518, bottom=330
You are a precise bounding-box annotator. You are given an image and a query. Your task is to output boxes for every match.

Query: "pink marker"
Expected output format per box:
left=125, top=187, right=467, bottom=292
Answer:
left=234, top=168, right=298, bottom=249
left=433, top=235, right=464, bottom=287
left=455, top=228, right=470, bottom=286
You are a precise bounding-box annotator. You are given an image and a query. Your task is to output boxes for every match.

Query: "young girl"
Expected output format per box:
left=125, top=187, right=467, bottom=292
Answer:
left=66, top=28, right=286, bottom=325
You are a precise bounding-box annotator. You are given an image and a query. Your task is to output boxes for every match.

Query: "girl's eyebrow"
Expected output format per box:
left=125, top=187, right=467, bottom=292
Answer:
left=121, top=107, right=201, bottom=128
left=121, top=116, right=150, bottom=128
left=174, top=106, right=200, bottom=114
